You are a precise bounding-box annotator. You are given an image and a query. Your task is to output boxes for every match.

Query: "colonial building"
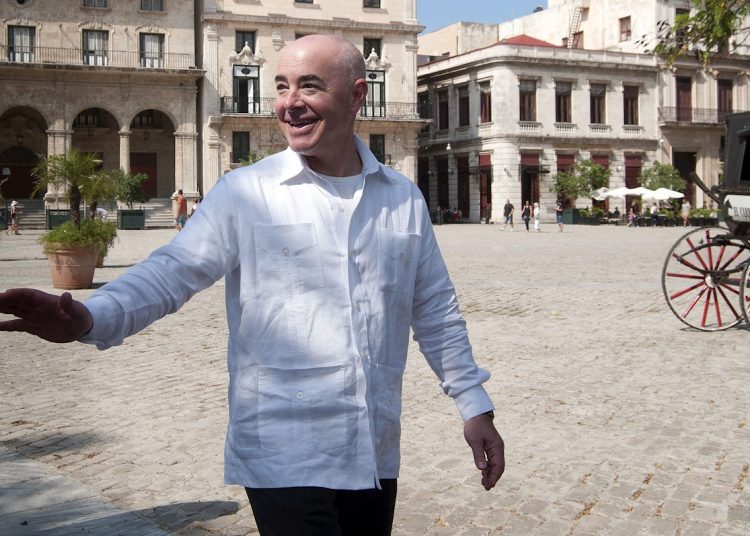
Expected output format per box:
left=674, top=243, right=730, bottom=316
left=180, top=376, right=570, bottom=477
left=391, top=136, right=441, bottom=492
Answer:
left=197, top=0, right=426, bottom=193
left=0, top=0, right=202, bottom=226
left=418, top=0, right=750, bottom=221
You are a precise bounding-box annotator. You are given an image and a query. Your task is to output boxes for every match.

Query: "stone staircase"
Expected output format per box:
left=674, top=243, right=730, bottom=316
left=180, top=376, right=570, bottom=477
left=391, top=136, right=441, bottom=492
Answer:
left=5, top=198, right=175, bottom=229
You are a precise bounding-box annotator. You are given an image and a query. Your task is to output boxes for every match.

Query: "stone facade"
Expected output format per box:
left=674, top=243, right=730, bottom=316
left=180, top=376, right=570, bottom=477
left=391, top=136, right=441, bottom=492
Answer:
left=198, top=0, right=426, bottom=193
left=0, top=0, right=201, bottom=213
left=417, top=1, right=750, bottom=221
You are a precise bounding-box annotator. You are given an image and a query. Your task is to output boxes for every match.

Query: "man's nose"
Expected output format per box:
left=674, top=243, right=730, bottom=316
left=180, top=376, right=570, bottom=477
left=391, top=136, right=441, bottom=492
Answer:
left=281, top=88, right=304, bottom=109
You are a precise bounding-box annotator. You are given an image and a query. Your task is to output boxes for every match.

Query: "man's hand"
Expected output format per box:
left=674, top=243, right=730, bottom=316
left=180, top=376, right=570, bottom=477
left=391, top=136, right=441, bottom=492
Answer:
left=464, top=413, right=505, bottom=490
left=0, top=288, right=93, bottom=343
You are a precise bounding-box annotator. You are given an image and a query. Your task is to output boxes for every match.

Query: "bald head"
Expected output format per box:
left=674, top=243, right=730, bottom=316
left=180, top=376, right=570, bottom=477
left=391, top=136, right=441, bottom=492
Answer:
left=283, top=34, right=366, bottom=86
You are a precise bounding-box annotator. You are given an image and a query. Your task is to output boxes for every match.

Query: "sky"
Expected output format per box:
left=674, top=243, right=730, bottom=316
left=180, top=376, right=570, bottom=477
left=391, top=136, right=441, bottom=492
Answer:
left=417, top=0, right=549, bottom=35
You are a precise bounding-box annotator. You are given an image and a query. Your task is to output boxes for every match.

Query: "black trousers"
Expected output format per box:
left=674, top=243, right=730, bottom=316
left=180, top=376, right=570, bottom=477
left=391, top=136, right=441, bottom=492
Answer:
left=245, top=479, right=397, bottom=536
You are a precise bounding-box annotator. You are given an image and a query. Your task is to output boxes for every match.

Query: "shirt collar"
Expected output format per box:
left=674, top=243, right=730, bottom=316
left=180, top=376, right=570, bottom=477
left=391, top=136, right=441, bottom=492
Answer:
left=275, top=136, right=398, bottom=185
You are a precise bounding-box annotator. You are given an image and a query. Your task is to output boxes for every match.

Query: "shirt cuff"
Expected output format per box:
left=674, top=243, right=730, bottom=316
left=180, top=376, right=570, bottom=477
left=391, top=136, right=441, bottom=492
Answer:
left=453, top=385, right=494, bottom=422
left=76, top=293, right=124, bottom=350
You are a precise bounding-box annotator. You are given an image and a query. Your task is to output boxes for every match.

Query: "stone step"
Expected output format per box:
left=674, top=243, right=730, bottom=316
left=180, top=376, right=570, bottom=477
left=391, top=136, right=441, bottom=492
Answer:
left=5, top=199, right=176, bottom=229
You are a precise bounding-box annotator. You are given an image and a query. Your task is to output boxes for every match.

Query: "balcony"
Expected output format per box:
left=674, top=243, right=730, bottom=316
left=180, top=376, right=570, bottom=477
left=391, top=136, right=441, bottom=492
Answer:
left=1, top=45, right=195, bottom=70
left=221, top=96, right=275, bottom=115
left=359, top=101, right=423, bottom=120
left=658, top=107, right=739, bottom=125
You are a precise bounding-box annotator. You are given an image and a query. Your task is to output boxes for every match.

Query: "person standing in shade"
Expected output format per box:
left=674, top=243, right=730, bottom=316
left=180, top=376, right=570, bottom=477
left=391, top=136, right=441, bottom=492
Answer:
left=521, top=200, right=531, bottom=231
left=533, top=201, right=541, bottom=232
left=0, top=34, right=504, bottom=536
left=6, top=200, right=19, bottom=235
left=501, top=199, right=514, bottom=231
left=556, top=200, right=564, bottom=232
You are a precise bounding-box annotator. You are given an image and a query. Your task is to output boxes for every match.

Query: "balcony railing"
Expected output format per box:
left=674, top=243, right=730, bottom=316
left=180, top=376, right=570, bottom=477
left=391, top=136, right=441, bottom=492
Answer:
left=658, top=107, right=739, bottom=124
left=221, top=96, right=275, bottom=115
left=1, top=44, right=195, bottom=70
left=359, top=101, right=422, bottom=120
left=220, top=97, right=425, bottom=121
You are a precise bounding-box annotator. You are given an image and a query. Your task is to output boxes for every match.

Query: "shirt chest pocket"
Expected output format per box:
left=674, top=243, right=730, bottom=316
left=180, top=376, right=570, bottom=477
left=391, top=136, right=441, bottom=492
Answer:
left=254, top=223, right=325, bottom=295
left=377, top=228, right=421, bottom=293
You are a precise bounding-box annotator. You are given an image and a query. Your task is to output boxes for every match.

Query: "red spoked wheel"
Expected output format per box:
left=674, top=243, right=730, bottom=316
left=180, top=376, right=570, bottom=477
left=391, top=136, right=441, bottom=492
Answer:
left=662, top=226, right=750, bottom=331
left=740, top=261, right=750, bottom=326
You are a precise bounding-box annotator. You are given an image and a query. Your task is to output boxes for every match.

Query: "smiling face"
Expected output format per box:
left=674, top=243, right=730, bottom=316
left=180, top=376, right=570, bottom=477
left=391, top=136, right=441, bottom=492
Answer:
left=274, top=35, right=367, bottom=175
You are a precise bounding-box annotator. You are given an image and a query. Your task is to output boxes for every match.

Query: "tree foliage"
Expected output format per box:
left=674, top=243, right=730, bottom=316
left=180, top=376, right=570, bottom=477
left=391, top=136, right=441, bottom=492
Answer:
left=32, top=148, right=113, bottom=225
left=641, top=0, right=750, bottom=66
left=110, top=168, right=150, bottom=209
left=551, top=159, right=611, bottom=203
left=639, top=162, right=686, bottom=191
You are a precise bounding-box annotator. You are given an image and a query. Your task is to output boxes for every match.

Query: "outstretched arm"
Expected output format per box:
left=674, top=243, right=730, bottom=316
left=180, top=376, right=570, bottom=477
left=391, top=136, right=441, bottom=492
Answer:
left=464, top=413, right=505, bottom=490
left=0, top=288, right=92, bottom=343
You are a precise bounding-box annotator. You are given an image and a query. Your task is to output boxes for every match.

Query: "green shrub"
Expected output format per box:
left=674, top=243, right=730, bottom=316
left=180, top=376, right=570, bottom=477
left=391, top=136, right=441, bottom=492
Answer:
left=40, top=219, right=117, bottom=256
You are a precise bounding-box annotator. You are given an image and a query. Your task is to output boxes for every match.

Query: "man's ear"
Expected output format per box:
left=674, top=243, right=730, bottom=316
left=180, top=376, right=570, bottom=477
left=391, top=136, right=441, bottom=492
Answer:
left=351, top=78, right=368, bottom=113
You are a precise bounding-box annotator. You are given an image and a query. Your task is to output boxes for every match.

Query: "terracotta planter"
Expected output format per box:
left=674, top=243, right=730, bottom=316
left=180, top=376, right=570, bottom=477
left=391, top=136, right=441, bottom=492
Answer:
left=46, top=245, right=99, bottom=290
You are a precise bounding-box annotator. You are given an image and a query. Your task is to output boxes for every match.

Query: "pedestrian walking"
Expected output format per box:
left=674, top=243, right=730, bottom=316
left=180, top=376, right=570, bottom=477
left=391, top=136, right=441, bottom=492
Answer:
left=6, top=200, right=19, bottom=235
left=174, top=189, right=188, bottom=230
left=0, top=34, right=504, bottom=536
left=501, top=199, right=514, bottom=231
left=521, top=200, right=531, bottom=231
left=556, top=200, right=564, bottom=232
left=533, top=201, right=540, bottom=232
left=681, top=200, right=691, bottom=227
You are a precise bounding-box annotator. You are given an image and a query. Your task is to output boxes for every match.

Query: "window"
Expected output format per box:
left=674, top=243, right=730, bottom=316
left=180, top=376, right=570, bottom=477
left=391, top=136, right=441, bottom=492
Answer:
left=619, top=16, right=631, bottom=41
left=589, top=84, right=606, bottom=124
left=676, top=76, right=692, bottom=121
left=362, top=70, right=386, bottom=117
left=458, top=86, right=469, bottom=127
left=233, top=65, right=260, bottom=113
left=232, top=132, right=250, bottom=163
left=82, top=0, right=107, bottom=6
left=363, top=38, right=381, bottom=58
left=519, top=79, right=536, bottom=121
left=623, top=85, right=639, bottom=125
left=555, top=81, right=572, bottom=123
left=235, top=31, right=255, bottom=53
left=140, top=0, right=163, bottom=10
left=370, top=134, right=385, bottom=163
left=675, top=8, right=689, bottom=46
left=438, top=90, right=449, bottom=130
left=479, top=83, right=492, bottom=123
left=718, top=79, right=733, bottom=121
left=82, top=30, right=108, bottom=65
left=133, top=110, right=158, bottom=128
left=8, top=25, right=34, bottom=62
left=364, top=0, right=381, bottom=7
left=139, top=33, right=164, bottom=68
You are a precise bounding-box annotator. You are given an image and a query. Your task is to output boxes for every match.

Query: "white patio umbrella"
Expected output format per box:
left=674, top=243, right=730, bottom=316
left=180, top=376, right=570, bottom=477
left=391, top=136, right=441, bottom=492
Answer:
left=645, top=187, right=685, bottom=201
left=603, top=186, right=634, bottom=199
left=591, top=187, right=610, bottom=201
left=627, top=186, right=657, bottom=197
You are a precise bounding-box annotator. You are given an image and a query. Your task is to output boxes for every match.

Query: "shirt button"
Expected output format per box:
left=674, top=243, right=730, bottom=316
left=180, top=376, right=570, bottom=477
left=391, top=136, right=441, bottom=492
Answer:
left=399, top=253, right=405, bottom=262
left=296, top=391, right=304, bottom=399
left=282, top=247, right=289, bottom=256
left=338, top=206, right=345, bottom=213
left=355, top=303, right=361, bottom=311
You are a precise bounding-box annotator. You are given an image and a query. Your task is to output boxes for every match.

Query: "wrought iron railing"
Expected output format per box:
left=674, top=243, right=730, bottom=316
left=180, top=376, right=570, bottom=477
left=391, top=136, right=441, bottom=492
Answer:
left=220, top=97, right=426, bottom=121
left=1, top=44, right=195, bottom=70
left=220, top=96, right=275, bottom=115
left=658, top=107, right=744, bottom=124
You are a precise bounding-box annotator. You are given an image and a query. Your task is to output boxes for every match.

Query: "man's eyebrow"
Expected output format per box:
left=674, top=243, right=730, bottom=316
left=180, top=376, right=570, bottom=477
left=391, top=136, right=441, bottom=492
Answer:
left=274, top=74, right=325, bottom=84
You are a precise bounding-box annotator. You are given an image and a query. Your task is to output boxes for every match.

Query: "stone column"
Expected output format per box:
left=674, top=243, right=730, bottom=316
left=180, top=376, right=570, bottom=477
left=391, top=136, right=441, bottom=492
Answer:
left=44, top=129, right=73, bottom=207
left=175, top=131, right=199, bottom=198
left=119, top=129, right=131, bottom=174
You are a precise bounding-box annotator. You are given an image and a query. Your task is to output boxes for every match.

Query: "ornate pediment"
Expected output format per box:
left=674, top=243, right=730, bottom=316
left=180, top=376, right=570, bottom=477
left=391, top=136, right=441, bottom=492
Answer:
left=365, top=49, right=390, bottom=71
left=230, top=43, right=265, bottom=66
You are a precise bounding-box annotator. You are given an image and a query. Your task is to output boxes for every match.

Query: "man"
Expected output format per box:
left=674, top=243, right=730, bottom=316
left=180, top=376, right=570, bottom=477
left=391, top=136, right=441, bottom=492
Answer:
left=501, top=198, right=514, bottom=231
left=175, top=189, right=188, bottom=230
left=0, top=35, right=504, bottom=535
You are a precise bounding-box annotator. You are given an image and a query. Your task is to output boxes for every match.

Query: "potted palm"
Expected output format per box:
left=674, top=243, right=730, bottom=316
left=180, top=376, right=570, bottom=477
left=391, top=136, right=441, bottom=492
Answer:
left=113, top=169, right=150, bottom=229
left=32, top=148, right=118, bottom=289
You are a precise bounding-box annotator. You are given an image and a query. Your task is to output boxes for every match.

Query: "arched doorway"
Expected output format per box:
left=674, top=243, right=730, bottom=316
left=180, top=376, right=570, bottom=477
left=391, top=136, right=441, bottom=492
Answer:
left=129, top=109, right=176, bottom=198
left=0, top=107, right=47, bottom=199
left=72, top=107, right=121, bottom=170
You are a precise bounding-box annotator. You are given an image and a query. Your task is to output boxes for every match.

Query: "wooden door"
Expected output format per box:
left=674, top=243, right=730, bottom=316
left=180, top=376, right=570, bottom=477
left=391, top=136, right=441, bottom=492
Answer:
left=130, top=152, right=157, bottom=198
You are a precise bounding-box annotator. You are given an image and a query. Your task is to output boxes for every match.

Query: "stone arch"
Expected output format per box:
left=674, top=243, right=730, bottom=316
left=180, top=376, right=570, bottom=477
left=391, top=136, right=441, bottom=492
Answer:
left=0, top=107, right=48, bottom=199
left=128, top=109, right=177, bottom=198
left=70, top=107, right=122, bottom=172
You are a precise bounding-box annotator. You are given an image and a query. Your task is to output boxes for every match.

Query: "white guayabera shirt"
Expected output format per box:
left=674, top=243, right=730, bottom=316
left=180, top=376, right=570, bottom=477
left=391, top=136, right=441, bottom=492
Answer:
left=80, top=137, right=493, bottom=490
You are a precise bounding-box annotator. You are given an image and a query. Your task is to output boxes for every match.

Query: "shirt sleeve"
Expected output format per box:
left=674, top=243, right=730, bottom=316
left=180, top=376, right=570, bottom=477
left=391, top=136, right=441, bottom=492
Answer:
left=79, top=180, right=240, bottom=350
left=410, top=200, right=494, bottom=422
